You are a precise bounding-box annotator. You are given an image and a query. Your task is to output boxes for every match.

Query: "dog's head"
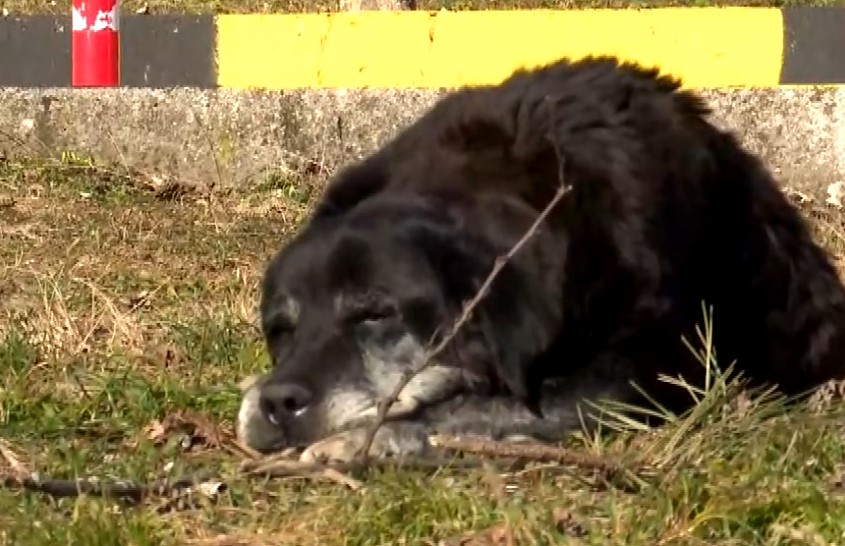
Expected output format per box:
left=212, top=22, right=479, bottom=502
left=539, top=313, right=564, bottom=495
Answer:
left=237, top=189, right=564, bottom=453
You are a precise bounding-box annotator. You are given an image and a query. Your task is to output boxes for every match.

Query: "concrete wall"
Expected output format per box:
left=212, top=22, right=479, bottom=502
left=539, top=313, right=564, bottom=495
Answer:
left=1, top=86, right=843, bottom=204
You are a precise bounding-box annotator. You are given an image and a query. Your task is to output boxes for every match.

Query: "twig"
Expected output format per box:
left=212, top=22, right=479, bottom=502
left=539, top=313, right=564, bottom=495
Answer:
left=240, top=453, right=488, bottom=485
left=0, top=472, right=224, bottom=505
left=241, top=457, right=363, bottom=489
left=225, top=439, right=265, bottom=461
left=1, top=440, right=229, bottom=508
left=356, top=179, right=573, bottom=464
left=191, top=107, right=223, bottom=192
left=428, top=435, right=642, bottom=475
left=432, top=433, right=654, bottom=493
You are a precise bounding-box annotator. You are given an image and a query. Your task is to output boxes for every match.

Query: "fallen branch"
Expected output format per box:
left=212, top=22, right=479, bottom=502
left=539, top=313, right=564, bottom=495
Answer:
left=240, top=452, right=494, bottom=489
left=428, top=435, right=642, bottom=475
left=242, top=458, right=365, bottom=490
left=1, top=435, right=226, bottom=507
left=241, top=453, right=487, bottom=476
left=1, top=472, right=225, bottom=505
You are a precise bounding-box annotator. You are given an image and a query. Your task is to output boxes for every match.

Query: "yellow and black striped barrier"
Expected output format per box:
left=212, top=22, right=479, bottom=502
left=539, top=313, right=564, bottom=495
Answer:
left=1, top=7, right=843, bottom=89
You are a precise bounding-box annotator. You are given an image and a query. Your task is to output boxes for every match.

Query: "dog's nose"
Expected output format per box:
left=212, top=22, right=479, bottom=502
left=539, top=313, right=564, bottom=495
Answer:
left=259, top=382, right=313, bottom=425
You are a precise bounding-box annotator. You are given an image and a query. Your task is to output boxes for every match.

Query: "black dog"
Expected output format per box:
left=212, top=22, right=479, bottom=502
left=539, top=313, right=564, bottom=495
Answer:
left=237, top=56, right=845, bottom=462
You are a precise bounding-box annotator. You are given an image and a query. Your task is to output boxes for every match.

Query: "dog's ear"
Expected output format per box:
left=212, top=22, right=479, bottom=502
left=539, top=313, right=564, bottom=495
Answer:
left=445, top=116, right=514, bottom=156
left=438, top=82, right=523, bottom=152
left=313, top=158, right=389, bottom=220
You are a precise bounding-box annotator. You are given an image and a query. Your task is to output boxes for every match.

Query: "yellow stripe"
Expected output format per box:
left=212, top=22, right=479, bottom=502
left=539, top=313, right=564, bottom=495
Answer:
left=215, top=8, right=784, bottom=90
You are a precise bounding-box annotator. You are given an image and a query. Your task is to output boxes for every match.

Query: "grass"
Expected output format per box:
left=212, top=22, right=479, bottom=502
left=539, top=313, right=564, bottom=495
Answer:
left=4, top=155, right=845, bottom=546
left=1, top=0, right=843, bottom=16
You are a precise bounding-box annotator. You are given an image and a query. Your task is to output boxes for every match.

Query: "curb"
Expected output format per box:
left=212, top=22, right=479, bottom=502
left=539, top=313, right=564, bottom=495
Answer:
left=2, top=87, right=842, bottom=199
left=1, top=7, right=844, bottom=89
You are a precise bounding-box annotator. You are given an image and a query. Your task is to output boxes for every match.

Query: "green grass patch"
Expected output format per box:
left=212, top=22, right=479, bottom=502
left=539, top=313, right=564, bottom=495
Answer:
left=3, top=157, right=845, bottom=545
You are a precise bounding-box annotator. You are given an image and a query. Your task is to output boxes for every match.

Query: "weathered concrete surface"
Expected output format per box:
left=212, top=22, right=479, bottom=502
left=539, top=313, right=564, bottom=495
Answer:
left=0, top=87, right=843, bottom=202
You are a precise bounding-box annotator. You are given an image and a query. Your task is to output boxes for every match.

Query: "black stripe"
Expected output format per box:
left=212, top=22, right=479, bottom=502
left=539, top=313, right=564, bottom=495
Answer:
left=781, top=7, right=845, bottom=85
left=120, top=15, right=216, bottom=88
left=0, top=15, right=216, bottom=88
left=0, top=16, right=70, bottom=87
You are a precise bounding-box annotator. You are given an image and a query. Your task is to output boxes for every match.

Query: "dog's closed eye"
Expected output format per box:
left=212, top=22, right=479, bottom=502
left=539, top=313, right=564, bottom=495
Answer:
left=338, top=290, right=398, bottom=326
left=264, top=318, right=295, bottom=342
left=346, top=306, right=397, bottom=325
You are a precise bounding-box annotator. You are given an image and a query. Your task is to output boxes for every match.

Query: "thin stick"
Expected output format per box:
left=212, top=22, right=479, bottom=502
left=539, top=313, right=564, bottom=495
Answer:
left=356, top=179, right=573, bottom=464
left=428, top=435, right=641, bottom=475
left=1, top=473, right=222, bottom=504
left=240, top=454, right=487, bottom=478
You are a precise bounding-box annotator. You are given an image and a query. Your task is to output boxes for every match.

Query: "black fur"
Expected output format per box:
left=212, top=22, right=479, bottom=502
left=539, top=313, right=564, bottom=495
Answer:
left=238, top=56, right=845, bottom=455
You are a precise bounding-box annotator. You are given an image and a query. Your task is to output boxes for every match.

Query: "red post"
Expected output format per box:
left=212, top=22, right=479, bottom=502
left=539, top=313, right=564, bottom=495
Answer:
left=71, top=0, right=120, bottom=87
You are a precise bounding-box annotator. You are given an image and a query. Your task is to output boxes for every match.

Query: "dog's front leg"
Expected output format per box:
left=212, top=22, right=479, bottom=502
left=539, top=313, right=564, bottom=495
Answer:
left=299, top=421, right=435, bottom=464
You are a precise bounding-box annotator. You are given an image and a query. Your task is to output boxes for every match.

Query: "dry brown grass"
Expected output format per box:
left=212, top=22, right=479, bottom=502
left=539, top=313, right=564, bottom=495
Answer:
left=0, top=156, right=316, bottom=379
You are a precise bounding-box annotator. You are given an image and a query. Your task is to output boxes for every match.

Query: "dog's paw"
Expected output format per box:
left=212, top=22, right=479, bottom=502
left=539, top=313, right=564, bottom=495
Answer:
left=300, top=423, right=432, bottom=464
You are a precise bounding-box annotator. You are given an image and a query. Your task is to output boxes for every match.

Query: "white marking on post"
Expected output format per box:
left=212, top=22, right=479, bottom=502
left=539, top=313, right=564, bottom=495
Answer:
left=71, top=6, right=87, bottom=31
left=91, top=4, right=119, bottom=32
